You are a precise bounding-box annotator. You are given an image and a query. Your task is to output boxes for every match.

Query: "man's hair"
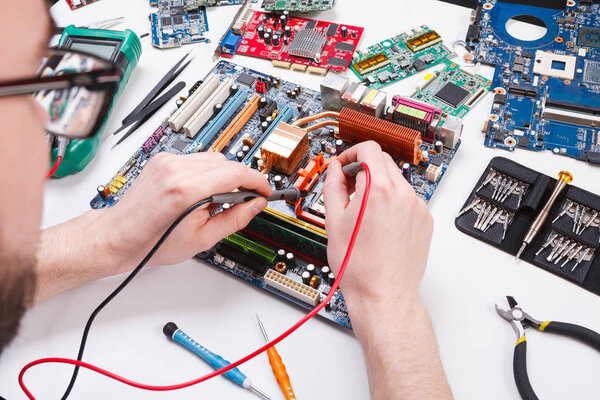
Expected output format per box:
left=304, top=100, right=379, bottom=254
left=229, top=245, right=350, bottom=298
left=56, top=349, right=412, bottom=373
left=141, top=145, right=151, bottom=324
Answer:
left=0, top=250, right=35, bottom=353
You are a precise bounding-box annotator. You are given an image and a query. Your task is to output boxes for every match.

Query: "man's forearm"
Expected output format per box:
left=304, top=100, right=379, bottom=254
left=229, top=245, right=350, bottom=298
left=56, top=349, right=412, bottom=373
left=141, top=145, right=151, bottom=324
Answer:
left=34, top=209, right=128, bottom=304
left=349, top=296, right=453, bottom=400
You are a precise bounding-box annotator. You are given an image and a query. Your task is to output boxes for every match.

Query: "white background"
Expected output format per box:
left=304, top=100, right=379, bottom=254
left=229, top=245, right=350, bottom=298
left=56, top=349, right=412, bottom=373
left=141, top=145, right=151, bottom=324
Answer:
left=1, top=0, right=600, bottom=398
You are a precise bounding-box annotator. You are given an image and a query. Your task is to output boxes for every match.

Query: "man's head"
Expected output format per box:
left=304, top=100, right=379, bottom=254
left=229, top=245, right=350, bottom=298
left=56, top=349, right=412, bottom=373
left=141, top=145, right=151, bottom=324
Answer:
left=0, top=0, right=51, bottom=352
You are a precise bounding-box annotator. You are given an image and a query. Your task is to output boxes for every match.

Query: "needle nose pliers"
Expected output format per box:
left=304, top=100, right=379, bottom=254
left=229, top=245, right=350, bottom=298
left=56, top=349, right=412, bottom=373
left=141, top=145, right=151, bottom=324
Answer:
left=495, top=296, right=600, bottom=400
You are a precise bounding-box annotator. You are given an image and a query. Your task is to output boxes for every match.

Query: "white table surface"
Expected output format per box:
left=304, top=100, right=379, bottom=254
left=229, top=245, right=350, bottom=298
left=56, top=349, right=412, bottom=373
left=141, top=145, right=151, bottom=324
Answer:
left=1, top=0, right=599, bottom=398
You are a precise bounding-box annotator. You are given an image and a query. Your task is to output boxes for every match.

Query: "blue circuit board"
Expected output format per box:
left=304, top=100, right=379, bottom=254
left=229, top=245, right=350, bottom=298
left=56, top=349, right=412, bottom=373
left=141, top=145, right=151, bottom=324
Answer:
left=465, top=0, right=600, bottom=164
left=150, top=0, right=209, bottom=49
left=90, top=61, right=459, bottom=329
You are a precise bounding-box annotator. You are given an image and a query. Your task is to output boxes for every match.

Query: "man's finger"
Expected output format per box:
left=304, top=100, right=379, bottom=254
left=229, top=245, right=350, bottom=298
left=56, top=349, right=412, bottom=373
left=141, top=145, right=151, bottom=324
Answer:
left=200, top=197, right=267, bottom=243
left=323, top=159, right=350, bottom=225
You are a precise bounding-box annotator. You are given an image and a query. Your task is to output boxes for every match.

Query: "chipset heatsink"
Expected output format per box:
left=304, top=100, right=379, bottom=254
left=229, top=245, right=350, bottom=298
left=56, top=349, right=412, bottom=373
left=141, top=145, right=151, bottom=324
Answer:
left=288, top=29, right=327, bottom=62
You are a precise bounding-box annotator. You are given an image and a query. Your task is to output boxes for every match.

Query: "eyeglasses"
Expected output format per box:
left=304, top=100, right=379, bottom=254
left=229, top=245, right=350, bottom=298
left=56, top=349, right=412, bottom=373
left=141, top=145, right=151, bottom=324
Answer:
left=0, top=49, right=121, bottom=139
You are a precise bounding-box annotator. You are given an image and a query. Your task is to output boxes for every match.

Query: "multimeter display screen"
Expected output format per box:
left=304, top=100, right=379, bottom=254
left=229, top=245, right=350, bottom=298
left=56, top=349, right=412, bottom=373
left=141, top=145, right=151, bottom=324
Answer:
left=69, top=42, right=117, bottom=60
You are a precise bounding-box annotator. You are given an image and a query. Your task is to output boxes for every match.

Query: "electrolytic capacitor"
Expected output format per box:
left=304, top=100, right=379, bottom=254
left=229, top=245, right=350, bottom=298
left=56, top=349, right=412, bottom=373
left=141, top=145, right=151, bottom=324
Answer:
left=284, top=26, right=292, bottom=37
left=326, top=272, right=335, bottom=285
left=277, top=249, right=286, bottom=261
left=283, top=37, right=289, bottom=45
left=402, top=163, right=412, bottom=184
left=236, top=151, right=245, bottom=161
left=301, top=271, right=311, bottom=285
left=421, top=150, right=429, bottom=162
left=341, top=26, right=348, bottom=38
left=97, top=185, right=107, bottom=199
left=328, top=128, right=335, bottom=136
left=434, top=140, right=443, bottom=154
left=285, top=252, right=295, bottom=266
left=290, top=90, right=297, bottom=99
left=266, top=116, right=273, bottom=125
left=320, top=139, right=328, bottom=152
left=306, top=264, right=316, bottom=276
left=280, top=15, right=287, bottom=27
left=264, top=33, right=271, bottom=45
left=261, top=121, right=269, bottom=132
left=262, top=15, right=269, bottom=23
left=242, top=145, right=250, bottom=154
left=283, top=10, right=289, bottom=18
left=321, top=266, right=331, bottom=276
left=272, top=34, right=280, bottom=47
left=273, top=175, right=284, bottom=189
left=175, top=99, right=184, bottom=108
left=257, top=159, right=264, bottom=171
left=335, top=139, right=344, bottom=154
left=257, top=25, right=265, bottom=38
left=259, top=96, right=267, bottom=108
left=286, top=89, right=292, bottom=98
left=214, top=103, right=223, bottom=113
left=266, top=28, right=273, bottom=35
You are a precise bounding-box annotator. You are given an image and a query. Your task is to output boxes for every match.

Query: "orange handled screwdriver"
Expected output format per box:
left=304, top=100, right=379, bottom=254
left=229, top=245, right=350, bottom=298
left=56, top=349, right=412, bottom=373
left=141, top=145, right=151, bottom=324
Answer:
left=256, top=315, right=297, bottom=400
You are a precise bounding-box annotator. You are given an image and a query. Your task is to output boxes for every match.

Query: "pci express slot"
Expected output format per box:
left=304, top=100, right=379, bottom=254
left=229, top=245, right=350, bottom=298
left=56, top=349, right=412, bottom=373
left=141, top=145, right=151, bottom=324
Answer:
left=221, top=233, right=277, bottom=264
left=186, top=89, right=247, bottom=153
left=210, top=94, right=261, bottom=153
left=242, top=105, right=294, bottom=165
left=183, top=79, right=235, bottom=138
left=168, top=73, right=221, bottom=132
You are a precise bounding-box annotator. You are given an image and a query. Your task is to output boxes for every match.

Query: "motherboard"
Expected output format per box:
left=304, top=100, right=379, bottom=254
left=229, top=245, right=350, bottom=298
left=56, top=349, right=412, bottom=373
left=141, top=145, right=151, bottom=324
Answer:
left=217, top=1, right=363, bottom=74
left=350, top=26, right=454, bottom=89
left=90, top=61, right=461, bottom=329
left=410, top=61, right=492, bottom=119
left=261, top=0, right=335, bottom=12
left=149, top=0, right=209, bottom=49
left=465, top=0, right=600, bottom=164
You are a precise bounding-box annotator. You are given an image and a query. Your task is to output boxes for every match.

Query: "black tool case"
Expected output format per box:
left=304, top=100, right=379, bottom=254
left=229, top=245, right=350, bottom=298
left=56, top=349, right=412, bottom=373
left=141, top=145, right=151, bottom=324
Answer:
left=455, top=157, right=600, bottom=296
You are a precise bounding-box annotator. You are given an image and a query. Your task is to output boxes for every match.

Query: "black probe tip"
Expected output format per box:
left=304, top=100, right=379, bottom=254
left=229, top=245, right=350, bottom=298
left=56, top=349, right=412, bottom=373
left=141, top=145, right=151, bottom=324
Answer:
left=163, top=322, right=179, bottom=338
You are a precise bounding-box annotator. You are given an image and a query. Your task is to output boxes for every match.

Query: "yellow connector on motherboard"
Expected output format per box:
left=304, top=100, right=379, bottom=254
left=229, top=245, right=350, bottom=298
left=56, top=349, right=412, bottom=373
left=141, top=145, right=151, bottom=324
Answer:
left=406, top=30, right=441, bottom=52
left=352, top=52, right=390, bottom=75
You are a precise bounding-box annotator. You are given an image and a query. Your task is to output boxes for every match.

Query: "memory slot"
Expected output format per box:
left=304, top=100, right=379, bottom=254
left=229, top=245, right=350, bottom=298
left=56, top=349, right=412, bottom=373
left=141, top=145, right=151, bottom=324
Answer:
left=210, top=94, right=261, bottom=153
left=183, top=78, right=235, bottom=138
left=242, top=105, right=294, bottom=165
left=186, top=89, right=246, bottom=153
left=168, top=73, right=220, bottom=132
left=542, top=107, right=600, bottom=127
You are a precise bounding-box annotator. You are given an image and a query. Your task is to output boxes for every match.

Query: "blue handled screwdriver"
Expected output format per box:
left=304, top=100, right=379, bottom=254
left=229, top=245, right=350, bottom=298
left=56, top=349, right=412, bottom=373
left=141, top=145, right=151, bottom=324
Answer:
left=163, top=322, right=271, bottom=399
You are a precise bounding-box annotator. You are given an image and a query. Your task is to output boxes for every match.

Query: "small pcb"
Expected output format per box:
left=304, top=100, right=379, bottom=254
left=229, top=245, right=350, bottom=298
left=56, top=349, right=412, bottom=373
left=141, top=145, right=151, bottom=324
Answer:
left=350, top=26, right=453, bottom=89
left=66, top=0, right=101, bottom=9
left=411, top=62, right=491, bottom=118
left=261, top=0, right=335, bottom=12
left=220, top=9, right=363, bottom=73
left=182, top=0, right=251, bottom=9
left=150, top=0, right=209, bottom=49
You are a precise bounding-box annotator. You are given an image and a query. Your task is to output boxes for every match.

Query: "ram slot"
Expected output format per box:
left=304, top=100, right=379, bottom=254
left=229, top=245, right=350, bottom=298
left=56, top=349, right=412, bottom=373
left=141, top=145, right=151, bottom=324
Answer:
left=186, top=89, right=246, bottom=153
left=168, top=73, right=220, bottom=132
left=242, top=105, right=294, bottom=165
left=210, top=94, right=261, bottom=153
left=183, top=79, right=234, bottom=138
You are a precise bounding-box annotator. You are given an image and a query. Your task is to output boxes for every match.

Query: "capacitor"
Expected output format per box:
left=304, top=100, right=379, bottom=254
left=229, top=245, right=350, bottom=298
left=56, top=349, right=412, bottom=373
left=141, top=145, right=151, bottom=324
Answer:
left=309, top=275, right=320, bottom=288
left=272, top=34, right=280, bottom=47
left=264, top=33, right=271, bottom=45
left=276, top=77, right=282, bottom=87
left=298, top=104, right=303, bottom=112
left=284, top=25, right=292, bottom=37
left=301, top=271, right=311, bottom=285
left=285, top=252, right=295, bottom=266
left=290, top=90, right=297, bottom=99
left=434, top=140, right=443, bottom=154
left=259, top=96, right=267, bottom=108
left=261, top=121, right=269, bottom=132
left=242, top=136, right=256, bottom=147
left=175, top=99, right=184, bottom=108
left=327, top=272, right=335, bottom=285
left=230, top=84, right=238, bottom=93
left=257, top=159, right=264, bottom=171
left=335, top=139, right=344, bottom=154
left=283, top=10, right=289, bottom=18
left=279, top=14, right=287, bottom=27
left=236, top=151, right=245, bottom=161
left=286, top=89, right=292, bottom=98
left=266, top=116, right=273, bottom=125
left=306, top=264, right=316, bottom=276
left=402, top=163, right=412, bottom=184
left=257, top=25, right=265, bottom=38
left=321, top=266, right=331, bottom=276
left=295, top=85, right=302, bottom=94
left=274, top=262, right=287, bottom=274
left=273, top=175, right=284, bottom=189
left=214, top=103, right=223, bottom=113
left=262, top=15, right=269, bottom=23
left=328, top=128, right=335, bottom=136
left=266, top=28, right=273, bottom=35
left=97, top=185, right=107, bottom=199
left=320, top=139, right=328, bottom=152
left=421, top=150, right=429, bottom=162
left=277, top=249, right=286, bottom=261
left=242, top=145, right=250, bottom=154
left=341, top=26, right=348, bottom=38
left=283, top=37, right=289, bottom=45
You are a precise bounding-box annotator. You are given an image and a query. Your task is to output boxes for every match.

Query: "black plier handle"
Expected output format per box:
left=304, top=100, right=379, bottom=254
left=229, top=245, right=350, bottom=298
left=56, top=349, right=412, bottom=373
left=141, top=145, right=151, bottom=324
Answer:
left=496, top=297, right=600, bottom=400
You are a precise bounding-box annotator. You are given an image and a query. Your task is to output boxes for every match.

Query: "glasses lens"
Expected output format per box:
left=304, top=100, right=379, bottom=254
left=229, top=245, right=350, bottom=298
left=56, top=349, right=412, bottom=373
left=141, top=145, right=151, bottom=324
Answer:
left=34, top=51, right=115, bottom=139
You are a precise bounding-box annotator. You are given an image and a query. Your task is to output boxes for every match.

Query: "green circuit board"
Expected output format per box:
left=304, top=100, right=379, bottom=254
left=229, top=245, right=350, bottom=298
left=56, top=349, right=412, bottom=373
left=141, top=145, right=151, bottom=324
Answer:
left=261, top=0, right=335, bottom=11
left=410, top=61, right=492, bottom=118
left=350, top=26, right=453, bottom=89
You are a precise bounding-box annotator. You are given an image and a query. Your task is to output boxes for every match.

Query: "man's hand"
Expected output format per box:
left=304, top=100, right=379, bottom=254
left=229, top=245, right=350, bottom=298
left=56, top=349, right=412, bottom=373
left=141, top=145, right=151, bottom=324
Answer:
left=108, top=152, right=272, bottom=269
left=35, top=152, right=271, bottom=302
left=323, top=142, right=452, bottom=400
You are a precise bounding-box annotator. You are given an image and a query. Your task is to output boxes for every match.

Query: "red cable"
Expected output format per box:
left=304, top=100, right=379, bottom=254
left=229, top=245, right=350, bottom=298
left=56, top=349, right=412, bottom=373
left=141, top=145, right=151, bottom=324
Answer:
left=19, top=163, right=371, bottom=399
left=46, top=156, right=63, bottom=180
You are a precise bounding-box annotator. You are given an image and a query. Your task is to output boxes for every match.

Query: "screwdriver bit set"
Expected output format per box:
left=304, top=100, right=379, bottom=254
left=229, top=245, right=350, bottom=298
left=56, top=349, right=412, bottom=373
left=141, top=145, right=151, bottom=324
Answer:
left=455, top=157, right=600, bottom=297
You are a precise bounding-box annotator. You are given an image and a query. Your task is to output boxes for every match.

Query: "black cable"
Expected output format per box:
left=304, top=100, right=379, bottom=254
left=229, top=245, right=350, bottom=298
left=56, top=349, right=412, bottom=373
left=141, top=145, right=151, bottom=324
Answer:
left=60, top=198, right=211, bottom=399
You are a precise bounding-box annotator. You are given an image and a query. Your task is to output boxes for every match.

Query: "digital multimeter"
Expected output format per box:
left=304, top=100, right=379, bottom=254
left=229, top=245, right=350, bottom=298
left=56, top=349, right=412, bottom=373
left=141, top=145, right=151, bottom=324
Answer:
left=50, top=26, right=142, bottom=178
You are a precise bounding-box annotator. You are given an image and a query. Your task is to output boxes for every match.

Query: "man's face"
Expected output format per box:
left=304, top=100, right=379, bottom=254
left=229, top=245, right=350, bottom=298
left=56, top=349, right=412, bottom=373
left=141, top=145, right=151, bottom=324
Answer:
left=0, top=1, right=51, bottom=351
